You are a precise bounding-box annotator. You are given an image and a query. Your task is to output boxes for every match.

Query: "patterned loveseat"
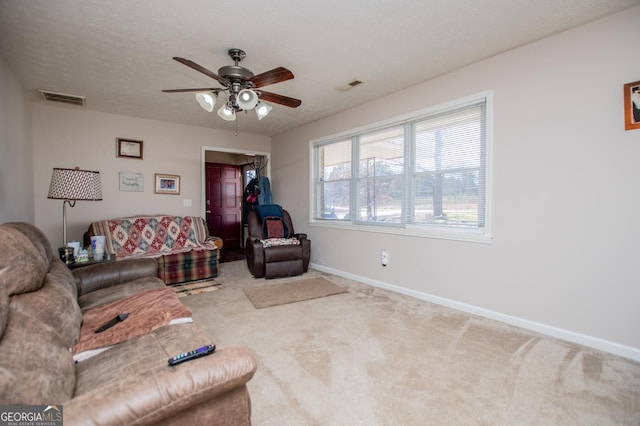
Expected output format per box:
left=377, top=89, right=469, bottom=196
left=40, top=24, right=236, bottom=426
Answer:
left=86, top=215, right=222, bottom=285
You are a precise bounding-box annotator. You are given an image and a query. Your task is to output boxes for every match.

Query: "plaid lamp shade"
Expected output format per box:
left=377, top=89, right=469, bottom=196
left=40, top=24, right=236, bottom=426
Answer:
left=47, top=167, right=103, bottom=201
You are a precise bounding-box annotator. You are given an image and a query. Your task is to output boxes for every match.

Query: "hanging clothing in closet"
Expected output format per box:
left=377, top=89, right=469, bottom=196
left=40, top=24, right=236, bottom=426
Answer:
left=242, top=176, right=274, bottom=224
left=243, top=177, right=259, bottom=224
left=258, top=176, right=273, bottom=205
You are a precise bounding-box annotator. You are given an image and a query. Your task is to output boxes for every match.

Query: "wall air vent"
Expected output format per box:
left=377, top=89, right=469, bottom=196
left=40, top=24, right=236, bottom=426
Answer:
left=38, top=89, right=86, bottom=106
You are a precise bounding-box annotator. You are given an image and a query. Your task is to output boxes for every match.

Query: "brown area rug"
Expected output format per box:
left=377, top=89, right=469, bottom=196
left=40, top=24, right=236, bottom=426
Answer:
left=244, top=277, right=347, bottom=309
left=171, top=279, right=221, bottom=298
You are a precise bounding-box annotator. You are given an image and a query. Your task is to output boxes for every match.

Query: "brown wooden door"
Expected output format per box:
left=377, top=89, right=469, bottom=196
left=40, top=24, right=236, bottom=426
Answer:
left=205, top=163, right=242, bottom=249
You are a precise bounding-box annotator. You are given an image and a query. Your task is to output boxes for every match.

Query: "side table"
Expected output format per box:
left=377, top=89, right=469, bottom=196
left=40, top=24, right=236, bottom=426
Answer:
left=67, top=253, right=117, bottom=270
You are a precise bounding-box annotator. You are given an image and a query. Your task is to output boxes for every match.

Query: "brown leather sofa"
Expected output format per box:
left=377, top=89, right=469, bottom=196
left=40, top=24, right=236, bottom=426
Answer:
left=0, top=222, right=256, bottom=425
left=245, top=208, right=311, bottom=278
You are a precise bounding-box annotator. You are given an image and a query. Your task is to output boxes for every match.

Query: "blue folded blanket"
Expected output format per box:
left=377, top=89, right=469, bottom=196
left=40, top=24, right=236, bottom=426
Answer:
left=255, top=204, right=284, bottom=219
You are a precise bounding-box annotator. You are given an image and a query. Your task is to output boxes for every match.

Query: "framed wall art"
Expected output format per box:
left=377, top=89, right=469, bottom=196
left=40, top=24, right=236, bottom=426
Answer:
left=154, top=173, right=180, bottom=195
left=117, top=138, right=144, bottom=159
left=623, top=80, right=640, bottom=131
left=119, top=172, right=144, bottom=192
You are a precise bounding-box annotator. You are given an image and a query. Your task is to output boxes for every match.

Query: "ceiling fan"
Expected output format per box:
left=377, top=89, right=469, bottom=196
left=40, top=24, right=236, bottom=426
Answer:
left=163, top=48, right=301, bottom=121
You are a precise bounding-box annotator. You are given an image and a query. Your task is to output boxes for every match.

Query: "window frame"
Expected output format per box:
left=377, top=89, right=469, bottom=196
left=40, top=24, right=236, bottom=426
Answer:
left=309, top=91, right=493, bottom=243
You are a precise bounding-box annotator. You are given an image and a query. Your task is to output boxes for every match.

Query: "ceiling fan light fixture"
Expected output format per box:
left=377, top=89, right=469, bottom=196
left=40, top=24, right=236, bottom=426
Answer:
left=195, top=91, right=217, bottom=112
left=255, top=102, right=273, bottom=120
left=237, top=89, right=259, bottom=110
left=164, top=49, right=302, bottom=126
left=218, top=103, right=236, bottom=121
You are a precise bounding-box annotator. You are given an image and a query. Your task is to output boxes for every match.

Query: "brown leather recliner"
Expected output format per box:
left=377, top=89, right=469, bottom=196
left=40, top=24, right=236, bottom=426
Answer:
left=245, top=208, right=311, bottom=278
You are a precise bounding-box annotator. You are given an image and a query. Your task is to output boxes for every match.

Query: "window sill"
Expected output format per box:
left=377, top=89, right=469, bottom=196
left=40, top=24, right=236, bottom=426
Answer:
left=309, top=220, right=493, bottom=244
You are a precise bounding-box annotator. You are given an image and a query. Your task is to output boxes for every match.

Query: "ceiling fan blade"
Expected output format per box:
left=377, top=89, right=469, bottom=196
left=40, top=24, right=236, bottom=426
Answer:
left=258, top=90, right=302, bottom=108
left=173, top=57, right=223, bottom=83
left=162, top=88, right=218, bottom=93
left=250, top=67, right=294, bottom=88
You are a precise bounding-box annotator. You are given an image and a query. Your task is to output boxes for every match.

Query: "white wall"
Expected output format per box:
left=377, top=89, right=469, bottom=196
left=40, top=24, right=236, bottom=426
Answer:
left=271, top=7, right=640, bottom=358
left=0, top=54, right=34, bottom=223
left=32, top=104, right=270, bottom=247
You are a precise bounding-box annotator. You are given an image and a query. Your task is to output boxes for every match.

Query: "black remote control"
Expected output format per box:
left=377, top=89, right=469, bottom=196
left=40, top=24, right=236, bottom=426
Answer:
left=95, top=313, right=129, bottom=333
left=168, top=344, right=216, bottom=366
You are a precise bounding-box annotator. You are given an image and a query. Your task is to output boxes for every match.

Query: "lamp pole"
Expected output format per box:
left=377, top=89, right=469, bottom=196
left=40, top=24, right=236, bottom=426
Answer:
left=62, top=199, right=76, bottom=245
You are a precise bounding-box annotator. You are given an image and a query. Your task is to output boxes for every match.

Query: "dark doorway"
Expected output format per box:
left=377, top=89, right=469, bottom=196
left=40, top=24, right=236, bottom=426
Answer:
left=205, top=162, right=242, bottom=249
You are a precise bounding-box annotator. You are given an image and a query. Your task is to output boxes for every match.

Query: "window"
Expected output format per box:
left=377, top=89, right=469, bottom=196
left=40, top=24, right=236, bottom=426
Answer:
left=315, top=139, right=351, bottom=220
left=358, top=125, right=405, bottom=224
left=312, top=93, right=491, bottom=242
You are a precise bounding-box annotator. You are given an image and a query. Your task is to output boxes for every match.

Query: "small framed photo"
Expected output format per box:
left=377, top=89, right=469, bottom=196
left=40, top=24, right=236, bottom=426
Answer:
left=117, top=138, right=144, bottom=159
left=623, top=80, right=640, bottom=131
left=154, top=173, right=180, bottom=195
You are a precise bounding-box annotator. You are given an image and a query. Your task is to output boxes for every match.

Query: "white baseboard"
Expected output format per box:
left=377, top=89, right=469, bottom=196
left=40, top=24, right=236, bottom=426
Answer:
left=310, top=263, right=640, bottom=363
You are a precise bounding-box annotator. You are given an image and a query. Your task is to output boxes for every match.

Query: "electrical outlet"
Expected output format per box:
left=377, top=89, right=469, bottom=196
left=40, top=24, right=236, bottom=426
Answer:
left=381, top=249, right=389, bottom=267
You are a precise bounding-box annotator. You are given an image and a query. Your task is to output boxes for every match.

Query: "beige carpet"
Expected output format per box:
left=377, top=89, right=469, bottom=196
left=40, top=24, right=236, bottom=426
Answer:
left=170, top=279, right=221, bottom=298
left=243, top=277, right=347, bottom=309
left=180, top=261, right=640, bottom=425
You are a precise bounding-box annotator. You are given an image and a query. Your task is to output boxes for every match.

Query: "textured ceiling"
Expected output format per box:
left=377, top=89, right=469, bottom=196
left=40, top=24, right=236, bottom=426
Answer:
left=1, top=0, right=638, bottom=136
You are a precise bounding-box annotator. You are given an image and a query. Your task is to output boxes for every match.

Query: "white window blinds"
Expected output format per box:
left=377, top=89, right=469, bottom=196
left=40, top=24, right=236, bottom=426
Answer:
left=312, top=94, right=489, bottom=240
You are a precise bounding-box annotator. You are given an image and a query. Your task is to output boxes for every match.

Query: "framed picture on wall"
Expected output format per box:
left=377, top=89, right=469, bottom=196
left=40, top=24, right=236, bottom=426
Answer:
left=117, top=138, right=144, bottom=159
left=119, top=172, right=144, bottom=192
left=623, top=80, right=640, bottom=131
left=154, top=173, right=180, bottom=195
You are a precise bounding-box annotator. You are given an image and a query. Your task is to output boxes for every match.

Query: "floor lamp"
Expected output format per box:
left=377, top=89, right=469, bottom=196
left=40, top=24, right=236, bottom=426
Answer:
left=47, top=167, right=102, bottom=245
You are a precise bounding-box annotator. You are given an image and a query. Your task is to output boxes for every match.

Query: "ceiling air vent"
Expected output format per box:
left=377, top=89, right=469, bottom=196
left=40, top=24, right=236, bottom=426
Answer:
left=337, top=79, right=364, bottom=91
left=38, top=90, right=86, bottom=106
